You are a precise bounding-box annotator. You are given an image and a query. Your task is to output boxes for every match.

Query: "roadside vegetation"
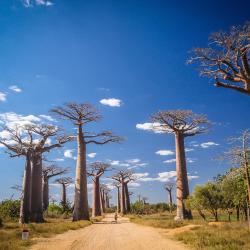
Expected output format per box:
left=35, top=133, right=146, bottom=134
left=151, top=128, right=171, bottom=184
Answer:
left=0, top=200, right=91, bottom=250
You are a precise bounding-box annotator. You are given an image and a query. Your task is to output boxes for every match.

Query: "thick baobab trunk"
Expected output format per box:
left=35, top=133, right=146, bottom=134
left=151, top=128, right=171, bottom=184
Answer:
left=100, top=189, right=105, bottom=213
left=42, top=176, right=49, bottom=211
left=116, top=186, right=120, bottom=212
left=167, top=190, right=173, bottom=213
left=61, top=184, right=66, bottom=211
left=105, top=193, right=110, bottom=208
left=19, top=154, right=32, bottom=224
left=92, top=177, right=101, bottom=217
left=174, top=132, right=192, bottom=220
left=73, top=125, right=90, bottom=221
left=124, top=182, right=131, bottom=213
left=120, top=181, right=126, bottom=214
left=30, top=154, right=44, bottom=223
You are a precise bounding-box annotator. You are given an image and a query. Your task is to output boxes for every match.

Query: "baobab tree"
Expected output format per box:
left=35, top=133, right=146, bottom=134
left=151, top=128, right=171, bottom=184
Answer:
left=42, top=165, right=69, bottom=211
left=188, top=22, right=250, bottom=95
left=164, top=182, right=174, bottom=213
left=99, top=184, right=110, bottom=213
left=0, top=124, right=71, bottom=223
left=113, top=182, right=121, bottom=212
left=227, top=130, right=250, bottom=207
left=151, top=110, right=210, bottom=220
left=87, top=162, right=110, bottom=217
left=111, top=170, right=135, bottom=214
left=51, top=103, right=122, bottom=221
left=54, top=177, right=73, bottom=212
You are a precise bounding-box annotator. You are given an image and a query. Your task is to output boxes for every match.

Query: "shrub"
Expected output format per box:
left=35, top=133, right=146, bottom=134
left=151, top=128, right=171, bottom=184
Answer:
left=0, top=200, right=20, bottom=220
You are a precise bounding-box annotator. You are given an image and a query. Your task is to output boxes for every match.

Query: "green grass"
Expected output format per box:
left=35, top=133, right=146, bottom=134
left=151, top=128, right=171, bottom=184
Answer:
left=0, top=218, right=91, bottom=250
left=175, top=222, right=250, bottom=250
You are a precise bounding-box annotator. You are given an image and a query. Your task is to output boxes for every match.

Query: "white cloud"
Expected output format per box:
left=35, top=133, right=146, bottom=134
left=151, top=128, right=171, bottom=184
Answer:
left=188, top=175, right=199, bottom=180
left=53, top=158, right=65, bottom=162
left=0, top=112, right=41, bottom=128
left=127, top=158, right=140, bottom=164
left=164, top=159, right=176, bottom=164
left=109, top=160, right=130, bottom=167
left=100, top=98, right=122, bottom=107
left=156, top=150, right=174, bottom=156
left=136, top=171, right=199, bottom=183
left=9, top=85, right=22, bottom=93
left=0, top=92, right=7, bottom=102
left=133, top=173, right=149, bottom=179
left=187, top=158, right=195, bottom=163
left=128, top=182, right=141, bottom=187
left=200, top=142, right=219, bottom=148
left=185, top=148, right=194, bottom=152
left=136, top=122, right=173, bottom=134
left=64, top=149, right=76, bottom=160
left=39, top=115, right=55, bottom=122
left=22, top=0, right=53, bottom=7
left=88, top=153, right=97, bottom=158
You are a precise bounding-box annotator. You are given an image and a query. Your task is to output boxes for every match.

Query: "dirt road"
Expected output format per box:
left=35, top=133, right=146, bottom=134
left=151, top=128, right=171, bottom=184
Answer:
left=31, top=214, right=188, bottom=250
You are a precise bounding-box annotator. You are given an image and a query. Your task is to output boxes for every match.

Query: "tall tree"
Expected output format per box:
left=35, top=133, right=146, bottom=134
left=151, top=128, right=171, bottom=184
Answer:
left=151, top=110, right=210, bottom=220
left=227, top=130, right=250, bottom=207
left=42, top=165, right=68, bottom=211
left=113, top=182, right=121, bottom=212
left=51, top=103, right=122, bottom=221
left=54, top=177, right=73, bottom=212
left=111, top=170, right=134, bottom=214
left=188, top=22, right=250, bottom=95
left=87, top=162, right=110, bottom=217
left=164, top=182, right=174, bottom=213
left=0, top=124, right=71, bottom=223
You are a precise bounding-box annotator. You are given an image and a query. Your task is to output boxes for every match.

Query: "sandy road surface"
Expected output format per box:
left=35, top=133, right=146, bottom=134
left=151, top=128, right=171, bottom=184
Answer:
left=31, top=214, right=188, bottom=250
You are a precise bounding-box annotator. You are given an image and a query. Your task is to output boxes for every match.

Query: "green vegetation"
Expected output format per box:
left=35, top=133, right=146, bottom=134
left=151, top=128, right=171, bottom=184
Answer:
left=0, top=218, right=91, bottom=250
left=0, top=200, right=20, bottom=221
left=175, top=223, right=250, bottom=250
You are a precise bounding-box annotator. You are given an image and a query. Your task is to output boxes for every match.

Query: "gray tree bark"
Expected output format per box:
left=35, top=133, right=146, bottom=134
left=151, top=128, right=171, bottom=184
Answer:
left=175, top=132, right=192, bottom=220
left=73, top=124, right=89, bottom=221
left=30, top=153, right=44, bottom=223
left=19, top=153, right=32, bottom=224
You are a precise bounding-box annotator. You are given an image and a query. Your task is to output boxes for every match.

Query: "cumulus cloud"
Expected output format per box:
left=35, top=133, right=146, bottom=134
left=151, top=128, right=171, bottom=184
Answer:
left=39, top=115, right=55, bottom=122
left=64, top=149, right=76, bottom=160
left=126, top=158, right=140, bottom=164
left=88, top=153, right=97, bottom=158
left=100, top=98, right=122, bottom=107
left=22, top=0, right=53, bottom=7
left=0, top=92, right=7, bottom=102
left=156, top=150, right=174, bottom=156
left=136, top=171, right=199, bottom=183
left=200, top=142, right=219, bottom=148
left=164, top=159, right=176, bottom=164
left=136, top=122, right=169, bottom=134
left=109, top=160, right=130, bottom=167
left=0, top=112, right=41, bottom=128
left=9, top=85, right=22, bottom=93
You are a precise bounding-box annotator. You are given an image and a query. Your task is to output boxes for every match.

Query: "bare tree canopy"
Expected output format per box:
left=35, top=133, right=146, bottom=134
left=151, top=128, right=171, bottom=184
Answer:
left=164, top=182, right=174, bottom=192
left=50, top=103, right=101, bottom=125
left=188, top=22, right=250, bottom=95
left=43, top=165, right=69, bottom=178
left=87, top=162, right=111, bottom=178
left=50, top=102, right=123, bottom=221
left=151, top=110, right=210, bottom=136
left=55, top=177, right=74, bottom=186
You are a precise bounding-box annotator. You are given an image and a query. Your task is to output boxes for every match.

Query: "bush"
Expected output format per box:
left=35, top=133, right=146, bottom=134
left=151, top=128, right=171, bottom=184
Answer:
left=0, top=200, right=20, bottom=220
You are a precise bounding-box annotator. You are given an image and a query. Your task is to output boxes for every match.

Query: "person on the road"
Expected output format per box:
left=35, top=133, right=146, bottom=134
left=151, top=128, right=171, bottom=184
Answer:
left=114, top=212, right=118, bottom=223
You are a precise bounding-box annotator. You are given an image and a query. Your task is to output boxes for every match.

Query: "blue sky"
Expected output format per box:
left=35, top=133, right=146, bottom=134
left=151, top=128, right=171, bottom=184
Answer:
left=0, top=0, right=249, bottom=205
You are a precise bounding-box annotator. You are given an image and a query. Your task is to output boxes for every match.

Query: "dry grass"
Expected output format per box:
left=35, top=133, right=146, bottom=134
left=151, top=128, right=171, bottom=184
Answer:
left=0, top=218, right=91, bottom=250
left=175, top=222, right=250, bottom=250
left=130, top=212, right=250, bottom=250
